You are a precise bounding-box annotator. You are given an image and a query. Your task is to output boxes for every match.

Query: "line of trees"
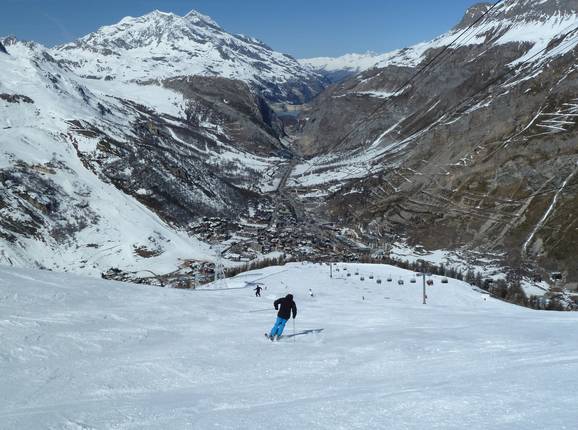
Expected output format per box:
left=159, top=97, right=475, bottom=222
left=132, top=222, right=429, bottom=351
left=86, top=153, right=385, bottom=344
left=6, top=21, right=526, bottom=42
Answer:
left=225, top=254, right=295, bottom=278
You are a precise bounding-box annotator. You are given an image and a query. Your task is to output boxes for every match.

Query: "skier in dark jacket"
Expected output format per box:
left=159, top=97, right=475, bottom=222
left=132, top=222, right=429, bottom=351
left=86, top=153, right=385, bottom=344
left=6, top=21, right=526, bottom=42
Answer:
left=254, top=285, right=262, bottom=297
left=268, top=294, right=297, bottom=340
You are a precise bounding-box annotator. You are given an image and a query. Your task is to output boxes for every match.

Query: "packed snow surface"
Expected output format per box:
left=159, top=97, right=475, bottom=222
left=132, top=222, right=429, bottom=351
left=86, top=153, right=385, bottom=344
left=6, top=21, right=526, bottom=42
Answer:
left=1, top=263, right=577, bottom=429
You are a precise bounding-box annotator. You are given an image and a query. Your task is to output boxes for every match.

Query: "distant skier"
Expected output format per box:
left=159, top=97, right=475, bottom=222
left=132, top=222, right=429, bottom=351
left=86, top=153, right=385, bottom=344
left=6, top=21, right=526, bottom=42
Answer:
left=267, top=294, right=297, bottom=341
left=254, top=285, right=262, bottom=297
left=308, top=288, right=314, bottom=297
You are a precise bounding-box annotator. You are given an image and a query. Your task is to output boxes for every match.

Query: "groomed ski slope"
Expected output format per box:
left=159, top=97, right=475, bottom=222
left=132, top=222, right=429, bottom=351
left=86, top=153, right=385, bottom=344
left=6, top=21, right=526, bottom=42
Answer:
left=1, top=263, right=577, bottom=429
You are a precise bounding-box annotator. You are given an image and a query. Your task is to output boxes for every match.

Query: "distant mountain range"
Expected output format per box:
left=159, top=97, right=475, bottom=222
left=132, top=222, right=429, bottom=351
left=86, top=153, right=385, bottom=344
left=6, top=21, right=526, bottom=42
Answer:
left=2, top=0, right=578, bottom=288
left=300, top=0, right=578, bottom=81
left=299, top=52, right=384, bottom=82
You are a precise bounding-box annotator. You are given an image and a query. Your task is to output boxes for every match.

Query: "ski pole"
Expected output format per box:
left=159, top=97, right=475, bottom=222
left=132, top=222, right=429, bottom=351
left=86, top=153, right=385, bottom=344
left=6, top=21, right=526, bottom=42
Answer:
left=293, top=318, right=296, bottom=343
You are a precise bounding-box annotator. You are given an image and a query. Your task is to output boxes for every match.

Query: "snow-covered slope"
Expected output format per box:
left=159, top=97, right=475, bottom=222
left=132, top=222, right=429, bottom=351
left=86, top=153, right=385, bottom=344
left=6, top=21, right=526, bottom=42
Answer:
left=0, top=40, right=215, bottom=275
left=299, top=52, right=384, bottom=82
left=52, top=10, right=326, bottom=104
left=1, top=262, right=577, bottom=429
left=0, top=38, right=289, bottom=277
left=300, top=0, right=578, bottom=82
left=369, top=0, right=578, bottom=70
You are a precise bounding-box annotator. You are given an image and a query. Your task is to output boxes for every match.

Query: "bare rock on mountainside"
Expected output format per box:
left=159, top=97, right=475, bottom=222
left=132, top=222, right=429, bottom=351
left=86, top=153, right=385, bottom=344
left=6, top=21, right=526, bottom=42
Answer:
left=163, top=75, right=286, bottom=153
left=0, top=40, right=7, bottom=54
left=294, top=0, right=578, bottom=280
left=455, top=3, right=493, bottom=29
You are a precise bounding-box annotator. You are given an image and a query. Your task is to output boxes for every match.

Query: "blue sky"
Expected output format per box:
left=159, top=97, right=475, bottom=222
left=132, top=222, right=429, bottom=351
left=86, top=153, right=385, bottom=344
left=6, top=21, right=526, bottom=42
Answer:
left=1, top=0, right=480, bottom=58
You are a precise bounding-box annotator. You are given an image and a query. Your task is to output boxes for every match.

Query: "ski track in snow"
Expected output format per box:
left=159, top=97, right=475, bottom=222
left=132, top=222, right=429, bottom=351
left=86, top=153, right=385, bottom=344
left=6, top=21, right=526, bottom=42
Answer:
left=1, top=263, right=578, bottom=429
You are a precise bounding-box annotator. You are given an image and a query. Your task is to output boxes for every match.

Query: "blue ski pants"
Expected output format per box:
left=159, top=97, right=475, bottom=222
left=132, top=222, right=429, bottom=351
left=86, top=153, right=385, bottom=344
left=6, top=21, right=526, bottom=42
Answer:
left=270, top=317, right=288, bottom=337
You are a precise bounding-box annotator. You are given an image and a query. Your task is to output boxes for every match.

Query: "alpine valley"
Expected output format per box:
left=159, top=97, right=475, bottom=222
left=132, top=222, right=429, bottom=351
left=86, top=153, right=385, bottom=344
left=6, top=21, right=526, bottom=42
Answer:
left=1, top=0, right=578, bottom=306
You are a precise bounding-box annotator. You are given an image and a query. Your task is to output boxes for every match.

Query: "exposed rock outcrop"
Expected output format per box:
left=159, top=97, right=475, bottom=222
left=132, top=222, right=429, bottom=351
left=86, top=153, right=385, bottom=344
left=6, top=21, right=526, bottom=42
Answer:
left=292, top=0, right=578, bottom=280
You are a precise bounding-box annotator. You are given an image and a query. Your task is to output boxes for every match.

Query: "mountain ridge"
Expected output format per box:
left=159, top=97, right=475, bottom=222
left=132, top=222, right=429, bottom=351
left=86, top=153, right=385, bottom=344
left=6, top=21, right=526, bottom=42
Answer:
left=300, top=0, right=578, bottom=81
left=2, top=0, right=578, bottom=289
left=51, top=9, right=327, bottom=105
left=0, top=36, right=289, bottom=277
left=291, top=0, right=578, bottom=282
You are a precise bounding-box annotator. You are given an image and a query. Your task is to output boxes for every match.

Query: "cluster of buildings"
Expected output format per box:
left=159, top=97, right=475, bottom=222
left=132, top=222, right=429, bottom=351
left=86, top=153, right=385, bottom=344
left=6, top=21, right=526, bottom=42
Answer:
left=189, top=214, right=361, bottom=265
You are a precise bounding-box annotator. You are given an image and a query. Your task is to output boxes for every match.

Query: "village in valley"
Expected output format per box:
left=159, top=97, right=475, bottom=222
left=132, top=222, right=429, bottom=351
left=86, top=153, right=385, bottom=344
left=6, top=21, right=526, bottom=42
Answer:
left=105, top=199, right=578, bottom=312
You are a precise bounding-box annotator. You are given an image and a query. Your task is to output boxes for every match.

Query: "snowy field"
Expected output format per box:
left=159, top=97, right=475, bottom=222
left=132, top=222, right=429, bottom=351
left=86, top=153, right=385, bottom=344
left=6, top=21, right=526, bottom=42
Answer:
left=1, top=263, right=578, bottom=429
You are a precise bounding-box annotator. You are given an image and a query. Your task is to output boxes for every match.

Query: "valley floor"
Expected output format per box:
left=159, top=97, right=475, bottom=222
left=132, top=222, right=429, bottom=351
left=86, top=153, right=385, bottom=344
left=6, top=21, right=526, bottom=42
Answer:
left=1, top=263, right=577, bottom=429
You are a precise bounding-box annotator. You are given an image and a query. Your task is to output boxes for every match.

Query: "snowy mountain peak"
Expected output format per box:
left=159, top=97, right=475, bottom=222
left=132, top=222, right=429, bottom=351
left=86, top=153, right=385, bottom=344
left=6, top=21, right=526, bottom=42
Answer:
left=63, top=10, right=192, bottom=52
left=454, top=2, right=493, bottom=29
left=52, top=9, right=326, bottom=104
left=1, top=36, right=46, bottom=56
left=116, top=10, right=168, bottom=25
left=184, top=9, right=221, bottom=29
left=299, top=52, right=383, bottom=82
left=302, top=0, right=578, bottom=81
left=485, top=0, right=578, bottom=25
left=453, top=0, right=578, bottom=25
left=498, top=0, right=578, bottom=18
left=0, top=40, right=7, bottom=54
left=307, top=0, right=578, bottom=80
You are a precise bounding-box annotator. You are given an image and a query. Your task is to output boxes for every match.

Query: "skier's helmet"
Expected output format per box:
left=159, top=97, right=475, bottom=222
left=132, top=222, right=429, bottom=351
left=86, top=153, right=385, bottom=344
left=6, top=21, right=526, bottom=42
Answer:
left=286, top=294, right=293, bottom=300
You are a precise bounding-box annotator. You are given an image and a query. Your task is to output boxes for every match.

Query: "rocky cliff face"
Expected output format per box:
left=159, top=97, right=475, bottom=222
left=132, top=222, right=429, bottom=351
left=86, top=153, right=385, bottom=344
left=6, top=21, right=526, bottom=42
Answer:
left=52, top=10, right=327, bottom=105
left=292, top=0, right=578, bottom=280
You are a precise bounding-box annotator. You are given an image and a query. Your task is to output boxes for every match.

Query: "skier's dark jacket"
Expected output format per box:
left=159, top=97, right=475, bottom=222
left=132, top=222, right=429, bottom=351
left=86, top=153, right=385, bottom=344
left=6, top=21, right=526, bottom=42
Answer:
left=274, top=294, right=297, bottom=320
